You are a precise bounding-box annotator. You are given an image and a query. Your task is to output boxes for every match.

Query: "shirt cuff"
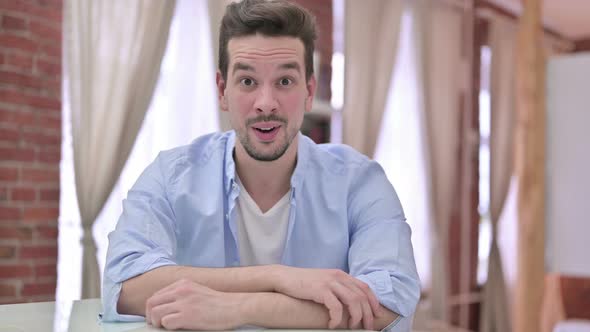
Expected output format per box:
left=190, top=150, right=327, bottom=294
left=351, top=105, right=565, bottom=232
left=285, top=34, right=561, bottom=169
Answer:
left=101, top=256, right=177, bottom=322
left=356, top=270, right=415, bottom=317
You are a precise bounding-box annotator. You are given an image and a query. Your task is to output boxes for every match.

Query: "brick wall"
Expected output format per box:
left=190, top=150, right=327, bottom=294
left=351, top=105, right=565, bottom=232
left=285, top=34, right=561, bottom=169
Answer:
left=292, top=0, right=333, bottom=100
left=0, top=0, right=62, bottom=304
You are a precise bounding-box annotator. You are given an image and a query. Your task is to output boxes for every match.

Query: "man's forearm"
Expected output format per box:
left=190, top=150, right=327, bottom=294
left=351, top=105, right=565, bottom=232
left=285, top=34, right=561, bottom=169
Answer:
left=118, top=264, right=280, bottom=316
left=239, top=292, right=399, bottom=330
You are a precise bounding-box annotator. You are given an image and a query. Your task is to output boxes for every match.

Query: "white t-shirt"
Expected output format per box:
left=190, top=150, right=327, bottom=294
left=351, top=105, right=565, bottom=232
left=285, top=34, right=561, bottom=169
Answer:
left=235, top=177, right=291, bottom=266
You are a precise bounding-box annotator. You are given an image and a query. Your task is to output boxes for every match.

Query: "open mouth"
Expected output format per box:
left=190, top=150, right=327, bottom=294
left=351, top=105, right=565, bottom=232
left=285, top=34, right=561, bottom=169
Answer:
left=254, top=126, right=279, bottom=134
left=252, top=125, right=281, bottom=141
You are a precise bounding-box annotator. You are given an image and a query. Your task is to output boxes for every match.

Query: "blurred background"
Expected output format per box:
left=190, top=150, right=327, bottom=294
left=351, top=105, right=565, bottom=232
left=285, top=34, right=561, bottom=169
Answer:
left=0, top=0, right=589, bottom=331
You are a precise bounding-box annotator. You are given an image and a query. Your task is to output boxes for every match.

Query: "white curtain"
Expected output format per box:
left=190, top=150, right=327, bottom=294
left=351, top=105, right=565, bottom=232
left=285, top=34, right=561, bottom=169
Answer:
left=208, top=0, right=233, bottom=132
left=93, top=0, right=220, bottom=276
left=480, top=16, right=517, bottom=332
left=374, top=9, right=432, bottom=292
left=65, top=0, right=176, bottom=298
left=342, top=0, right=404, bottom=157
left=412, top=0, right=464, bottom=322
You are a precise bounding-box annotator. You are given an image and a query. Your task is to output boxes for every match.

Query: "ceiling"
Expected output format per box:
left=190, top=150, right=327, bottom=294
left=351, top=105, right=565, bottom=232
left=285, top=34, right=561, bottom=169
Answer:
left=488, top=0, right=590, bottom=40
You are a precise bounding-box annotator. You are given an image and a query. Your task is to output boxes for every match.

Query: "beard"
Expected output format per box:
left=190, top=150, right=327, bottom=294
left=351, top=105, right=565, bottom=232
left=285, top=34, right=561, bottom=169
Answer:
left=236, top=114, right=296, bottom=162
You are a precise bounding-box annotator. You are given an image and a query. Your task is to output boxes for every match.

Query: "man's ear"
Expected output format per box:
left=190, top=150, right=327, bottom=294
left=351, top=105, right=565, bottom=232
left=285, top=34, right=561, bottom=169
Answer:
left=305, top=74, right=317, bottom=113
left=216, top=71, right=228, bottom=112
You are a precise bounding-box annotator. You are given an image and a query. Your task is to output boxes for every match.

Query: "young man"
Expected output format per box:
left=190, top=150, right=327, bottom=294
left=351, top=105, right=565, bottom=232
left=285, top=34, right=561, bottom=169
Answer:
left=102, top=0, right=420, bottom=330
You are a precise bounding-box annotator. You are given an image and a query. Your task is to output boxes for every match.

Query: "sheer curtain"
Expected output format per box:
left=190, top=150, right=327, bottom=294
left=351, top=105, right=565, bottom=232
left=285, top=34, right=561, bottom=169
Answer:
left=64, top=0, right=176, bottom=299
left=342, top=0, right=404, bottom=157
left=56, top=0, right=218, bottom=330
left=374, top=9, right=431, bottom=292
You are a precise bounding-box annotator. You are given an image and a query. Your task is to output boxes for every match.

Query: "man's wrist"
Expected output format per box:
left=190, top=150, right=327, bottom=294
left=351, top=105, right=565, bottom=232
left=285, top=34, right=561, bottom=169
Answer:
left=233, top=292, right=260, bottom=327
left=265, top=264, right=286, bottom=293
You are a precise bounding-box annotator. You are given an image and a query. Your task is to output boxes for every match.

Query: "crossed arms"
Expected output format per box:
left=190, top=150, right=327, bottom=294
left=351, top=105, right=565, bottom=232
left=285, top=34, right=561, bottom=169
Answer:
left=117, top=264, right=400, bottom=330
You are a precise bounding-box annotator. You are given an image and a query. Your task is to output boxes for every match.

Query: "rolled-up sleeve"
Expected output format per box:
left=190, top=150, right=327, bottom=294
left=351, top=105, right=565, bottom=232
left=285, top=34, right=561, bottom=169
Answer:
left=101, top=152, right=178, bottom=322
left=348, top=161, right=421, bottom=330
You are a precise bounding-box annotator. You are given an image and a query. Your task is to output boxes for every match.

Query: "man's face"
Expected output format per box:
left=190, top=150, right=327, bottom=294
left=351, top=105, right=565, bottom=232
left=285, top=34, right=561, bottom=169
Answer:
left=217, top=34, right=316, bottom=162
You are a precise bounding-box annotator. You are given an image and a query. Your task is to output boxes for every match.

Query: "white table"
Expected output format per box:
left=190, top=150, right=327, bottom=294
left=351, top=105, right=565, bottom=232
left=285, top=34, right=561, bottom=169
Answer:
left=0, top=299, right=365, bottom=332
left=0, top=299, right=149, bottom=332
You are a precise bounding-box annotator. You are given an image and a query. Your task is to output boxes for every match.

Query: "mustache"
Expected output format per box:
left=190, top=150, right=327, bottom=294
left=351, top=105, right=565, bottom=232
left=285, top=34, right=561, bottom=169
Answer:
left=246, top=115, right=287, bottom=126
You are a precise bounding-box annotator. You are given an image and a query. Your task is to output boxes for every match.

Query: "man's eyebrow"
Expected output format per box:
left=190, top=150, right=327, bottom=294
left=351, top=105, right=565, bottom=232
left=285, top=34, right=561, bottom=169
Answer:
left=232, top=62, right=255, bottom=75
left=279, top=62, right=301, bottom=72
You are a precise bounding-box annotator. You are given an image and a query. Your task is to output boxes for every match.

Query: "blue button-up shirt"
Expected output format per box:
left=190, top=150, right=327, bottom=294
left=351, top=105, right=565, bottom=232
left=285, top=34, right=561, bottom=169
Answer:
left=102, top=131, right=420, bottom=330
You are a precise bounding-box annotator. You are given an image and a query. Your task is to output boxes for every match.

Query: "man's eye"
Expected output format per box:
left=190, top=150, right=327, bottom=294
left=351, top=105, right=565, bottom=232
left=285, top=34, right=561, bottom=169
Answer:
left=240, top=78, right=255, bottom=86
left=279, top=78, right=292, bottom=86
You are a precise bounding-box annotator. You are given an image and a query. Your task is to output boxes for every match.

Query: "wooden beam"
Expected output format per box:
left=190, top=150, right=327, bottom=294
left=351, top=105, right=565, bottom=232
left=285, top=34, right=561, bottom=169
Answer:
left=514, top=0, right=546, bottom=331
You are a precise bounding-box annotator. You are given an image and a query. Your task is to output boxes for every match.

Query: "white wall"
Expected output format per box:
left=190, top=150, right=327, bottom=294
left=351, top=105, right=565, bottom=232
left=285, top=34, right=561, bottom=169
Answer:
left=546, top=52, right=590, bottom=277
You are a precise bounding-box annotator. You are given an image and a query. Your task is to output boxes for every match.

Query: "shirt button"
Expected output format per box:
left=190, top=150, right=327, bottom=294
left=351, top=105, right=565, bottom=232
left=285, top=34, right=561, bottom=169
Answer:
left=225, top=213, right=229, bottom=219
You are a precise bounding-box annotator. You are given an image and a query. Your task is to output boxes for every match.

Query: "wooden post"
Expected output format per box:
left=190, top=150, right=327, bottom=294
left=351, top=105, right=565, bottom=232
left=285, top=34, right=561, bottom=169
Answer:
left=515, top=0, right=546, bottom=331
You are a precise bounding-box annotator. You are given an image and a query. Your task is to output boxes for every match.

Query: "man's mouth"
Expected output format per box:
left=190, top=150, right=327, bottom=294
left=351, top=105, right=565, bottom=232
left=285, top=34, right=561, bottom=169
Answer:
left=254, top=126, right=279, bottom=133
left=251, top=123, right=282, bottom=141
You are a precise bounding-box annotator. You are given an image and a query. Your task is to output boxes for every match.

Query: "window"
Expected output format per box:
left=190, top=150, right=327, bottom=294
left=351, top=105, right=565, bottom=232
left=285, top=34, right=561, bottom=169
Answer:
left=56, top=1, right=218, bottom=330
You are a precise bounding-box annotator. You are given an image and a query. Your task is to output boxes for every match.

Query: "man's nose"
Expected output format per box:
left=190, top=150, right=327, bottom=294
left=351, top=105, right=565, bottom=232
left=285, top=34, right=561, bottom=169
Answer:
left=253, top=85, right=278, bottom=114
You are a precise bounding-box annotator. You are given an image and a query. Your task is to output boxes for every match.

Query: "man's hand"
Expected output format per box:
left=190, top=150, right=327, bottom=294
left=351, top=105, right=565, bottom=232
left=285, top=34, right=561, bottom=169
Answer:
left=144, top=279, right=246, bottom=330
left=274, top=266, right=383, bottom=330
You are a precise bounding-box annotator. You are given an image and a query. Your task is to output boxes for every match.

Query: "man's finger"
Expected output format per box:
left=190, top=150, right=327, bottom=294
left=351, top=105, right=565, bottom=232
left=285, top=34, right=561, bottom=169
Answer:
left=331, top=281, right=363, bottom=328
left=359, top=297, right=374, bottom=330
left=145, top=288, right=179, bottom=321
left=352, top=278, right=382, bottom=315
left=344, top=280, right=375, bottom=330
left=322, top=291, right=343, bottom=329
left=150, top=302, right=180, bottom=328
left=161, top=312, right=183, bottom=331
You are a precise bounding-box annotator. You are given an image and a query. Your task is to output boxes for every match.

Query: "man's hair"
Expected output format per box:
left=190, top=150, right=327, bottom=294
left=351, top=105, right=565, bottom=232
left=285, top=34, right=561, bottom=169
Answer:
left=219, top=0, right=318, bottom=82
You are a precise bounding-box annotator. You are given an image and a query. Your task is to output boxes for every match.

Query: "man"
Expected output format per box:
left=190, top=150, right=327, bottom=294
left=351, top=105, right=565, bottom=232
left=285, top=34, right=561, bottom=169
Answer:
left=102, top=0, right=420, bottom=330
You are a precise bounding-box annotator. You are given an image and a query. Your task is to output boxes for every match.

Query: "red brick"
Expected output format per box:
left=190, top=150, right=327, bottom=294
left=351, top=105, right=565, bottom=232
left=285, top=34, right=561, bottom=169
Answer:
left=0, top=53, right=4, bottom=65
left=39, top=188, right=58, bottom=201
left=21, top=130, right=60, bottom=146
left=35, top=59, right=60, bottom=77
left=0, top=264, right=32, bottom=278
left=0, top=206, right=21, bottom=220
left=10, top=187, right=36, bottom=201
left=36, top=0, right=63, bottom=9
left=0, top=0, right=61, bottom=21
left=0, top=146, right=35, bottom=162
left=0, top=34, right=37, bottom=53
left=23, top=207, right=58, bottom=221
left=0, top=109, right=35, bottom=126
left=0, top=89, right=60, bottom=110
left=29, top=20, right=60, bottom=41
left=37, top=148, right=60, bottom=163
left=2, top=15, right=27, bottom=31
left=21, top=167, right=59, bottom=183
left=36, top=225, right=57, bottom=239
left=0, top=283, right=16, bottom=297
left=19, top=244, right=57, bottom=259
left=0, top=245, right=16, bottom=258
left=0, top=70, right=44, bottom=89
left=40, top=43, right=60, bottom=59
left=0, top=187, right=7, bottom=201
left=0, top=126, right=19, bottom=143
left=0, top=298, right=25, bottom=305
left=34, top=263, right=55, bottom=278
left=0, top=167, right=18, bottom=181
left=0, top=226, right=33, bottom=240
left=5, top=53, right=33, bottom=71
left=36, top=114, right=60, bottom=129
left=22, top=281, right=56, bottom=297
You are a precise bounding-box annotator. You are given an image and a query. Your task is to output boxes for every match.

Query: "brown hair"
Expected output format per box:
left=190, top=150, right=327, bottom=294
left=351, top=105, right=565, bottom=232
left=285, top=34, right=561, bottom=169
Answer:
left=218, top=0, right=318, bottom=82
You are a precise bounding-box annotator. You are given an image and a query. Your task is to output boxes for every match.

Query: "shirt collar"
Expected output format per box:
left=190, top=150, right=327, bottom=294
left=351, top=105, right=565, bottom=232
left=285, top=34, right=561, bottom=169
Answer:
left=223, top=131, right=310, bottom=196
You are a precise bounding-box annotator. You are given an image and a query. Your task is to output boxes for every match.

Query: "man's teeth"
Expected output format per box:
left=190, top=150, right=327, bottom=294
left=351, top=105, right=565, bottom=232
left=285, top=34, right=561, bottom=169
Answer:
left=257, top=127, right=275, bottom=132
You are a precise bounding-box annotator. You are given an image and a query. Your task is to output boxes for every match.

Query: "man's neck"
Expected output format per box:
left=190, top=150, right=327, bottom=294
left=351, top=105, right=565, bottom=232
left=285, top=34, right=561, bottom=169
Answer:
left=234, top=138, right=298, bottom=213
